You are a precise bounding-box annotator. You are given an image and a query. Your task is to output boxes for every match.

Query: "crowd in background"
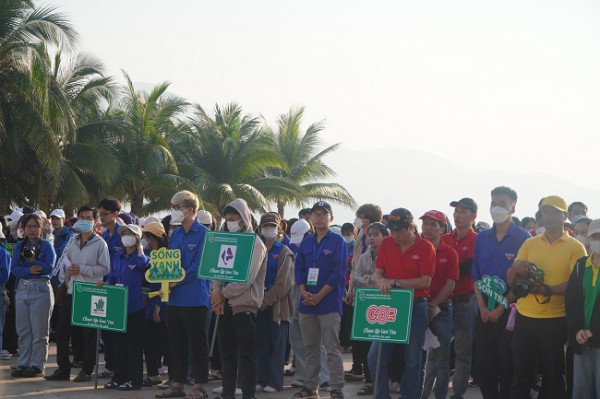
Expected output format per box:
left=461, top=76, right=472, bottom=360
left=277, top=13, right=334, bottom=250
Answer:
left=0, top=188, right=598, bottom=399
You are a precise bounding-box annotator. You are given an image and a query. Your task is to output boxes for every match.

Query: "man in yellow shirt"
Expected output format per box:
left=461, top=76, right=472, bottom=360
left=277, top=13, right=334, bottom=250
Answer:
left=508, top=196, right=586, bottom=399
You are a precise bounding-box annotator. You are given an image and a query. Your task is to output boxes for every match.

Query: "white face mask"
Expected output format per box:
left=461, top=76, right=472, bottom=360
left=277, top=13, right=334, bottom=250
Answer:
left=575, top=234, right=589, bottom=246
left=121, top=235, right=138, bottom=248
left=100, top=226, right=108, bottom=233
left=261, top=226, right=278, bottom=240
left=170, top=209, right=185, bottom=224
left=354, top=217, right=363, bottom=229
left=490, top=206, right=510, bottom=224
left=591, top=240, right=600, bottom=254
left=535, top=227, right=545, bottom=235
left=227, top=221, right=242, bottom=232
left=140, top=238, right=149, bottom=249
left=344, top=236, right=355, bottom=245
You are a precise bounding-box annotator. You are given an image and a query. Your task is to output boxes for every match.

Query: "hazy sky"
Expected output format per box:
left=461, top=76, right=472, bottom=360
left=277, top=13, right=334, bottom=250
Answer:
left=54, top=0, right=600, bottom=223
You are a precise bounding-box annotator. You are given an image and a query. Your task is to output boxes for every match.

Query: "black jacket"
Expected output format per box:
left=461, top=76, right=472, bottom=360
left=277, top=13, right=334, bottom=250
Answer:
left=565, top=255, right=600, bottom=354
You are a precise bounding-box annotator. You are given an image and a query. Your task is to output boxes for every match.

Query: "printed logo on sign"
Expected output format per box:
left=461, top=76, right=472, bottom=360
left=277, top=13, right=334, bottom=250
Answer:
left=91, top=295, right=107, bottom=318
left=217, top=245, right=237, bottom=268
left=366, top=305, right=397, bottom=325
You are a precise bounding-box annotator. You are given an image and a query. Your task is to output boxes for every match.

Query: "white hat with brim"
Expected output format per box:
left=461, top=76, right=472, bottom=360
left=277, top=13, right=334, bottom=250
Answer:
left=587, top=219, right=600, bottom=238
left=50, top=209, right=66, bottom=219
left=117, top=224, right=142, bottom=238
left=289, top=219, right=311, bottom=245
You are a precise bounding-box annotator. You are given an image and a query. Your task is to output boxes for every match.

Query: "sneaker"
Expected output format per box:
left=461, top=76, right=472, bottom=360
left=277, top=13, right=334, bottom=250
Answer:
left=256, top=384, right=264, bottom=392
left=143, top=375, right=163, bottom=387
left=318, top=382, right=330, bottom=391
left=212, top=386, right=242, bottom=396
left=284, top=367, right=295, bottom=376
left=11, top=367, right=26, bottom=377
left=357, top=383, right=373, bottom=396
left=22, top=366, right=43, bottom=378
left=73, top=370, right=92, bottom=382
left=330, top=389, right=344, bottom=399
left=0, top=350, right=11, bottom=360
left=96, top=368, right=114, bottom=378
left=158, top=380, right=172, bottom=390
left=292, top=387, right=319, bottom=399
left=291, top=380, right=306, bottom=388
left=389, top=381, right=401, bottom=393
left=263, top=386, right=278, bottom=393
left=45, top=369, right=70, bottom=381
left=104, top=380, right=120, bottom=389
left=117, top=381, right=141, bottom=391
left=343, top=368, right=363, bottom=382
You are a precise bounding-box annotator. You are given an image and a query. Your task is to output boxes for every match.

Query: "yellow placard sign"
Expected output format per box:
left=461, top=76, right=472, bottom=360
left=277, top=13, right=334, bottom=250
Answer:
left=145, top=248, right=185, bottom=302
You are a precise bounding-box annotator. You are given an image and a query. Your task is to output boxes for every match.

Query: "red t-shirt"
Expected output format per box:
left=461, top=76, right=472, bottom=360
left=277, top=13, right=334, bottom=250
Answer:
left=441, top=229, right=477, bottom=297
left=375, top=234, right=436, bottom=299
left=429, top=241, right=459, bottom=300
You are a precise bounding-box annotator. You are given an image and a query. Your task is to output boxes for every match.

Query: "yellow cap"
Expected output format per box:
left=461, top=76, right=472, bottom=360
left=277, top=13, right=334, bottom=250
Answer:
left=540, top=195, right=568, bottom=212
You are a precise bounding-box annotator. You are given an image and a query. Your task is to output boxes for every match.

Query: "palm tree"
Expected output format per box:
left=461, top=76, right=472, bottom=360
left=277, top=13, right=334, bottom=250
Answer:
left=0, top=0, right=76, bottom=212
left=267, top=106, right=355, bottom=216
left=110, top=72, right=190, bottom=215
left=178, top=103, right=301, bottom=219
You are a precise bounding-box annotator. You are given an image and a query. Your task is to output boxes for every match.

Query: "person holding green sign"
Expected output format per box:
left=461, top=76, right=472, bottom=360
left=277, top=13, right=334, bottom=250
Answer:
left=101, top=224, right=149, bottom=391
left=156, top=190, right=210, bottom=399
left=368, top=207, right=435, bottom=399
left=210, top=198, right=267, bottom=399
left=10, top=213, right=56, bottom=378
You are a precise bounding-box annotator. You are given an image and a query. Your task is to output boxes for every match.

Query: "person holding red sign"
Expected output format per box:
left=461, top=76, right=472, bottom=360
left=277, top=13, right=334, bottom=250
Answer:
left=368, top=208, right=435, bottom=399
left=420, top=210, right=459, bottom=399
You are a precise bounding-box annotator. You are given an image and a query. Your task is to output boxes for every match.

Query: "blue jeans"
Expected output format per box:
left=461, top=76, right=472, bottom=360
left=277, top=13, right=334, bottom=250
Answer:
left=255, top=307, right=289, bottom=391
left=451, top=294, right=477, bottom=399
left=0, top=286, right=6, bottom=351
left=15, top=279, right=54, bottom=370
left=369, top=299, right=428, bottom=399
left=422, top=303, right=453, bottom=399
left=573, top=348, right=600, bottom=399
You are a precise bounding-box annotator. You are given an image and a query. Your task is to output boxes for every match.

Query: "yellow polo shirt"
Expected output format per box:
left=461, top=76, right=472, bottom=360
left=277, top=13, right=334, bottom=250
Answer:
left=515, top=232, right=586, bottom=318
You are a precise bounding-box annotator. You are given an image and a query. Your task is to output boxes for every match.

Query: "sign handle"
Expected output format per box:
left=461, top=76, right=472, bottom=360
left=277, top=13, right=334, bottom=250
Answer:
left=487, top=298, right=496, bottom=312
left=94, top=329, right=100, bottom=390
left=161, top=282, right=169, bottom=302
left=374, top=343, right=382, bottom=396
left=209, top=314, right=220, bottom=359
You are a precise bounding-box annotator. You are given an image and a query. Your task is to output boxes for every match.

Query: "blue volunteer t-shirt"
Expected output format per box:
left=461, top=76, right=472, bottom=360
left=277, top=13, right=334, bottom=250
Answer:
left=472, top=221, right=531, bottom=285
left=167, top=220, right=210, bottom=307
left=295, top=230, right=347, bottom=315
left=11, top=239, right=56, bottom=280
left=108, top=251, right=149, bottom=313
left=265, top=241, right=285, bottom=288
left=102, top=222, right=123, bottom=258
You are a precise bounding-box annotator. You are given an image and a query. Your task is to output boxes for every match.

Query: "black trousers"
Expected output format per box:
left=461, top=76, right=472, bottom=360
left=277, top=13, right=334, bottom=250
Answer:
left=474, top=309, right=513, bottom=399
left=218, top=303, right=256, bottom=399
left=165, top=305, right=209, bottom=385
left=351, top=339, right=372, bottom=383
left=144, top=316, right=169, bottom=377
left=511, top=313, right=567, bottom=399
left=113, top=310, right=144, bottom=385
left=56, top=294, right=96, bottom=374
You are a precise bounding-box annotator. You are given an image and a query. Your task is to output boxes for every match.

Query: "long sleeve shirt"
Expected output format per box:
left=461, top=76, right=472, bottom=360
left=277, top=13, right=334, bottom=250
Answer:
left=11, top=239, right=56, bottom=280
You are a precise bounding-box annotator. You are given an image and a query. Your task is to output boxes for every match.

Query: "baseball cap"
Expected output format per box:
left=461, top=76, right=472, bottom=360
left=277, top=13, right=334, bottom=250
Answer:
left=311, top=201, right=332, bottom=215
left=290, top=219, right=311, bottom=245
left=142, top=222, right=166, bottom=238
left=450, top=198, right=478, bottom=214
left=34, top=210, right=47, bottom=219
left=572, top=214, right=592, bottom=227
left=587, top=219, right=600, bottom=238
left=260, top=212, right=281, bottom=227
left=419, top=210, right=446, bottom=226
left=386, top=208, right=413, bottom=230
left=145, top=216, right=160, bottom=224
left=197, top=210, right=213, bottom=225
left=117, top=223, right=142, bottom=238
left=50, top=209, right=66, bottom=219
left=540, top=195, right=568, bottom=212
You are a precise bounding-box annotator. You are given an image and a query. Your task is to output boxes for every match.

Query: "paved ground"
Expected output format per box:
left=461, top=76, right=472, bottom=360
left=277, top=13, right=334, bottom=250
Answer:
left=0, top=344, right=484, bottom=398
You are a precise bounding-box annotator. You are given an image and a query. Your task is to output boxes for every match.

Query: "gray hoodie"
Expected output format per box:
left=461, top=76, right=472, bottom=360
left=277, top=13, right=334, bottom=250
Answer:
left=212, top=198, right=267, bottom=314
left=58, top=233, right=110, bottom=294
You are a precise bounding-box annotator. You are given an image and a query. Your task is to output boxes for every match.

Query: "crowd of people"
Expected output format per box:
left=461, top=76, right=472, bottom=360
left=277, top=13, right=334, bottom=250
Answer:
left=0, top=187, right=598, bottom=399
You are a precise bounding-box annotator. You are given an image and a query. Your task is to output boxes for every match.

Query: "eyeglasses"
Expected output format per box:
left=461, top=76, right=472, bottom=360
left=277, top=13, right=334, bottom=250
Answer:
left=99, top=212, right=113, bottom=218
left=312, top=212, right=329, bottom=219
left=171, top=204, right=189, bottom=211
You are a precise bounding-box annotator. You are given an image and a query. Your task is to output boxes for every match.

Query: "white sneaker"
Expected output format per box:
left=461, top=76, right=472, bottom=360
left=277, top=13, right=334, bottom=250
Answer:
left=212, top=386, right=242, bottom=396
left=256, top=384, right=264, bottom=392
left=263, top=386, right=278, bottom=393
left=390, top=381, right=401, bottom=393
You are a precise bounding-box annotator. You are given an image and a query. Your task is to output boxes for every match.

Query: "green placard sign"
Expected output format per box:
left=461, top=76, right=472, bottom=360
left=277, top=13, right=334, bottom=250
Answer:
left=71, top=281, right=128, bottom=332
left=475, top=274, right=509, bottom=310
left=197, top=231, right=256, bottom=283
left=1, top=242, right=15, bottom=255
left=146, top=248, right=185, bottom=302
left=351, top=288, right=414, bottom=344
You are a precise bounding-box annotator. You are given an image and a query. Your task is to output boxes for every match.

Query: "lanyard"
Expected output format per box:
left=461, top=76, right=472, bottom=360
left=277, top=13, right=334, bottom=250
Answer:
left=313, top=235, right=328, bottom=267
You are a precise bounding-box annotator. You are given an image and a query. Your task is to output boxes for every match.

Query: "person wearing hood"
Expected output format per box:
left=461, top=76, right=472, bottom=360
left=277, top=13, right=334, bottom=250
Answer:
left=255, top=212, right=294, bottom=393
left=293, top=201, right=347, bottom=399
left=210, top=198, right=267, bottom=399
left=100, top=224, right=149, bottom=391
left=155, top=190, right=211, bottom=399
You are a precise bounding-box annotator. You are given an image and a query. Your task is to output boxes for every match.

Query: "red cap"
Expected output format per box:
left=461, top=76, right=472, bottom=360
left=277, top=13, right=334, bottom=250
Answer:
left=419, top=210, right=446, bottom=226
